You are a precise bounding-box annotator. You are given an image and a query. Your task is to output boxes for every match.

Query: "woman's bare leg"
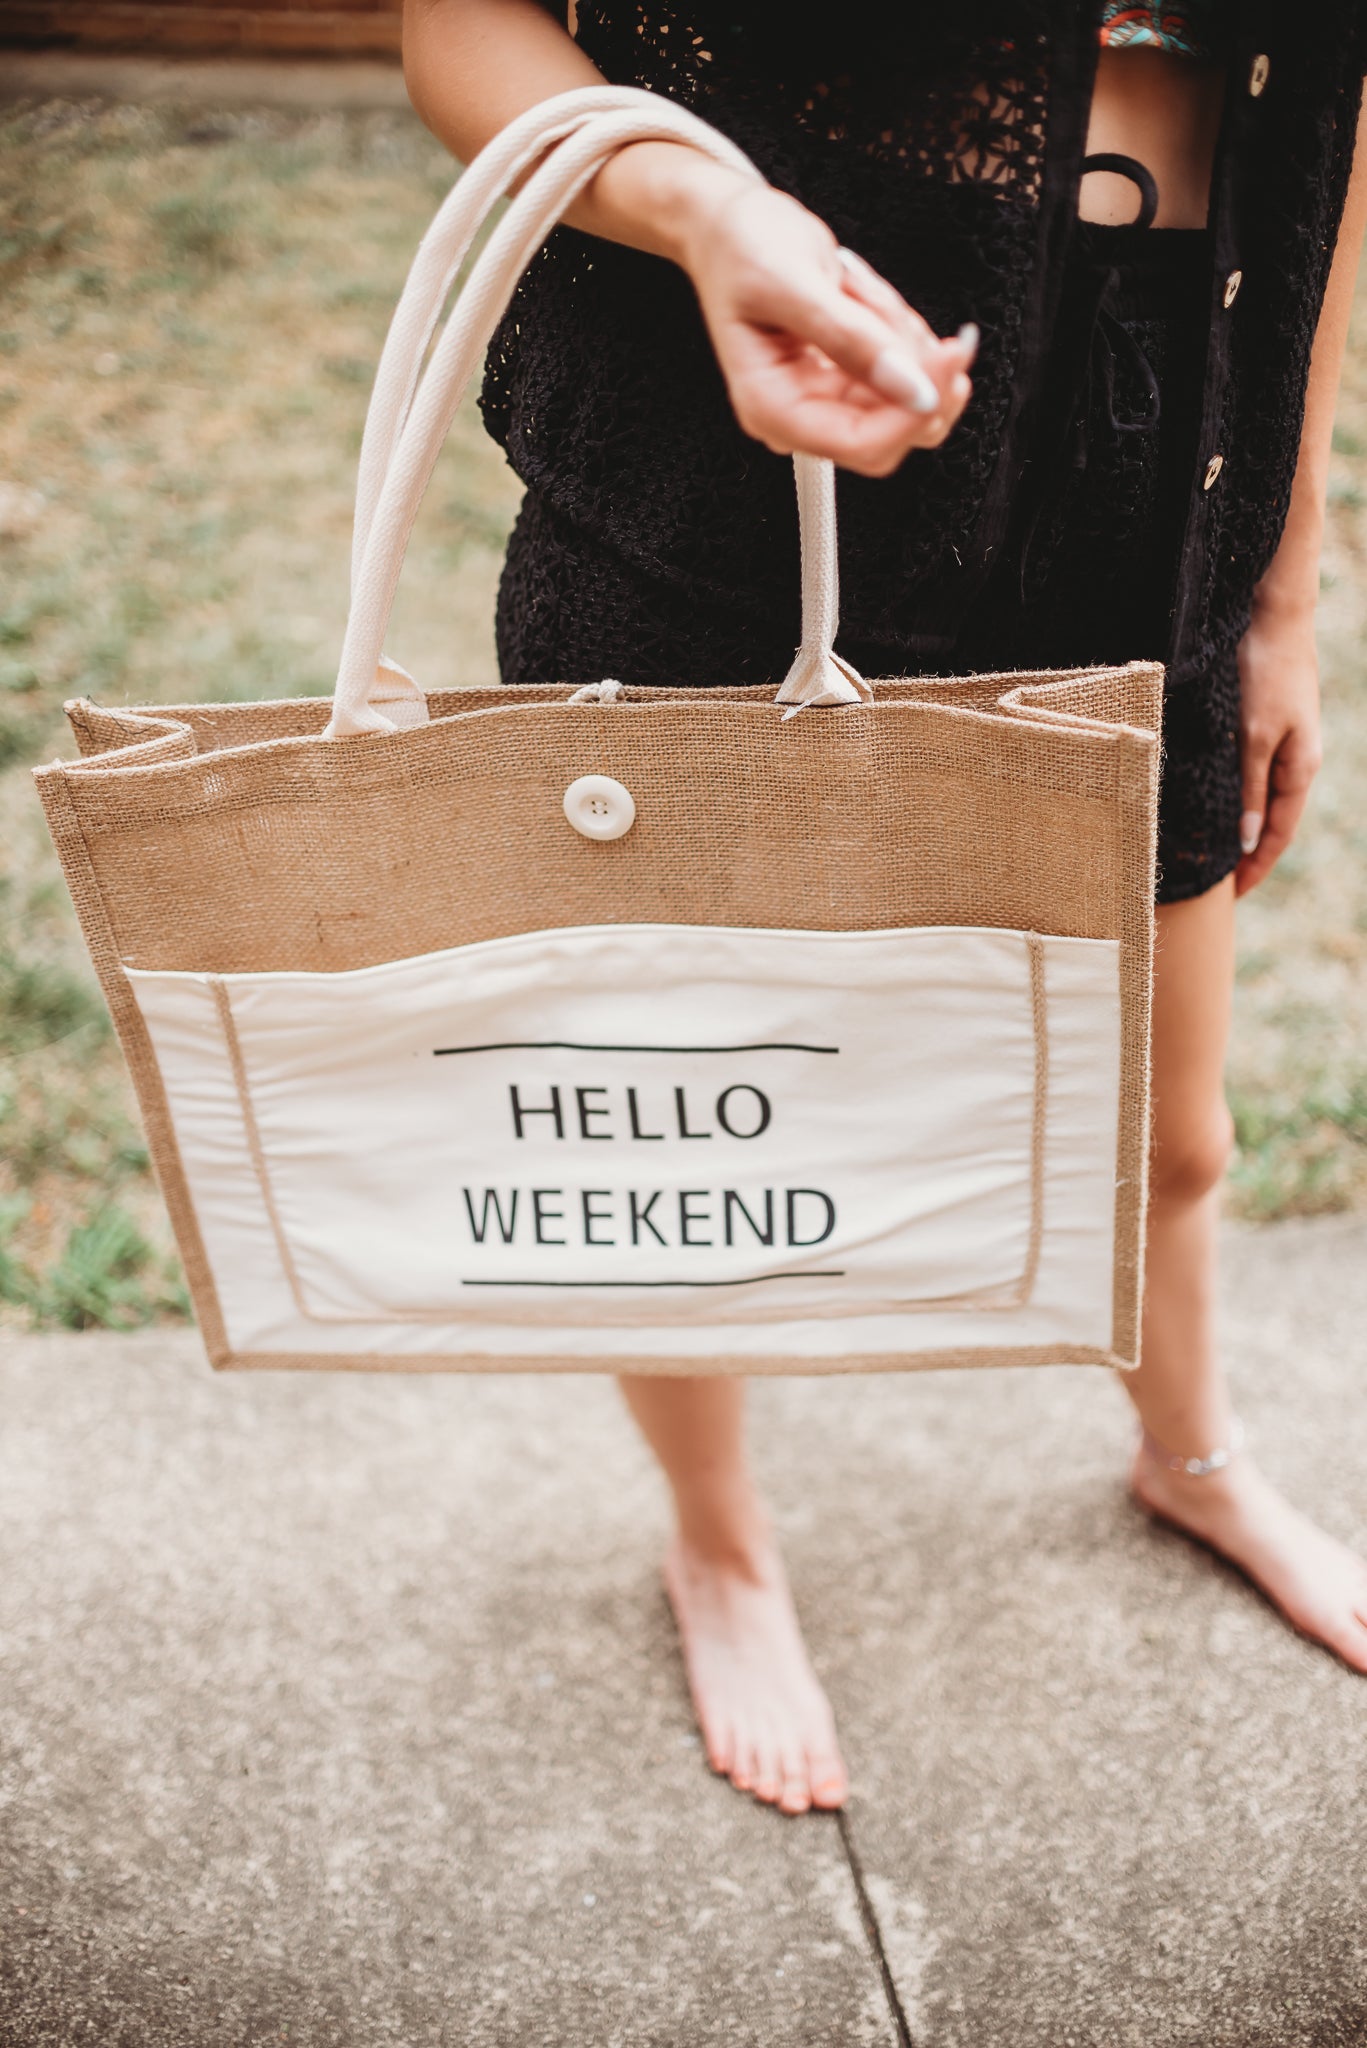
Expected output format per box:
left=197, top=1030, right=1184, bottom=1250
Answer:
left=1123, top=878, right=1367, bottom=1669
left=618, top=1375, right=847, bottom=1814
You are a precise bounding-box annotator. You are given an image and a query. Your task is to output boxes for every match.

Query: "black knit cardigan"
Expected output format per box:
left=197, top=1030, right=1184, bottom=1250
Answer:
left=482, top=2, right=1367, bottom=689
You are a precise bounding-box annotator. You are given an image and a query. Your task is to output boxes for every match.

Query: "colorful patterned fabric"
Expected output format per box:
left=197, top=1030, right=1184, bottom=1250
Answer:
left=1098, top=4, right=1222, bottom=56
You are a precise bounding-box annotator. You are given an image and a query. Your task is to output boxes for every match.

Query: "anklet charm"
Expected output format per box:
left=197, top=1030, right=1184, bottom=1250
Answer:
left=1141, top=1413, right=1246, bottom=1477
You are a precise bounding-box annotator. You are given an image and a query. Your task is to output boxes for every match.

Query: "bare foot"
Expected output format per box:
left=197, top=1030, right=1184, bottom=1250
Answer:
left=1131, top=1447, right=1367, bottom=1672
left=663, top=1529, right=848, bottom=1815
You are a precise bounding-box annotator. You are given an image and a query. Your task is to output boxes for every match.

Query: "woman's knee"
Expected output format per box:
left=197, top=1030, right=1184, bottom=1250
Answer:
left=1149, top=1101, right=1236, bottom=1208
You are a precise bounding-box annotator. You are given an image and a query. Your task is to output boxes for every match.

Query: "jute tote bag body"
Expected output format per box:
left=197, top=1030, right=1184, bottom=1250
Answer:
left=35, top=89, right=1162, bottom=1376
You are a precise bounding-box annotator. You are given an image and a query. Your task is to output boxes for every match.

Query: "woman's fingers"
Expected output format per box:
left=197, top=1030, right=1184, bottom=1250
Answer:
left=687, top=184, right=975, bottom=471
left=1235, top=780, right=1311, bottom=895
left=838, top=282, right=945, bottom=413
left=835, top=248, right=979, bottom=423
left=739, top=381, right=938, bottom=471
left=837, top=243, right=980, bottom=379
left=758, top=256, right=972, bottom=422
left=803, top=290, right=941, bottom=412
left=729, top=330, right=972, bottom=472
left=1234, top=727, right=1321, bottom=895
left=1237, top=718, right=1276, bottom=862
left=741, top=386, right=967, bottom=471
left=835, top=244, right=910, bottom=319
left=1232, top=602, right=1322, bottom=894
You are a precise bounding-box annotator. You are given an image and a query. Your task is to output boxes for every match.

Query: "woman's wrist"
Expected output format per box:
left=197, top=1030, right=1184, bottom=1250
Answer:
left=1249, top=576, right=1319, bottom=632
left=579, top=139, right=755, bottom=266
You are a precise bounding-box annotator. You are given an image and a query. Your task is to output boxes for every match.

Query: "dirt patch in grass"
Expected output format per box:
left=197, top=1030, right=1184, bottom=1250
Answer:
left=1, top=92, right=1366, bottom=1326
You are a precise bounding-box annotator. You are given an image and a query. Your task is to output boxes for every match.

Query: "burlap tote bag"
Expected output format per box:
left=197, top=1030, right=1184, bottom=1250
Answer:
left=34, top=88, right=1161, bottom=1377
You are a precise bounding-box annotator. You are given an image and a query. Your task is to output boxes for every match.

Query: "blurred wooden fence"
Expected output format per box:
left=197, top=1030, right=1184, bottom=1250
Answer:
left=0, top=0, right=402, bottom=56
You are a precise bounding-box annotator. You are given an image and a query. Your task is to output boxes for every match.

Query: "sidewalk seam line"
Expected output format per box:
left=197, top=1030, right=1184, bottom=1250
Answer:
left=836, top=1807, right=915, bottom=2048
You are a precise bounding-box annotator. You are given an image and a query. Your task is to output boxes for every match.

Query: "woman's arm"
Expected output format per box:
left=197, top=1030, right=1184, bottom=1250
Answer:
left=401, top=0, right=975, bottom=478
left=1235, top=94, right=1367, bottom=895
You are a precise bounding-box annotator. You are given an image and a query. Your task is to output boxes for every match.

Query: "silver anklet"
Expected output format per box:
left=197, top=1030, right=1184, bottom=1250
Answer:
left=1141, top=1413, right=1246, bottom=1477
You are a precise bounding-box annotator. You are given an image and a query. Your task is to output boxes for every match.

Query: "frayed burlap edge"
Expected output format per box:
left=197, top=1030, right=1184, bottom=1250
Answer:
left=34, top=767, right=233, bottom=1367
left=203, top=1341, right=1134, bottom=1375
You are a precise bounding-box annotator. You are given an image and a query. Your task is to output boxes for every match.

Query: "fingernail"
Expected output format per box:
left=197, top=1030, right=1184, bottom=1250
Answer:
left=869, top=346, right=940, bottom=414
left=957, top=321, right=980, bottom=363
left=1240, top=811, right=1262, bottom=855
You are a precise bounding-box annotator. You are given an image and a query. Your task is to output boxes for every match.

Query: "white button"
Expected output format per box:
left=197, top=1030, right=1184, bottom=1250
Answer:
left=1203, top=453, right=1224, bottom=490
left=1223, top=268, right=1242, bottom=309
left=563, top=774, right=636, bottom=841
left=1249, top=53, right=1270, bottom=97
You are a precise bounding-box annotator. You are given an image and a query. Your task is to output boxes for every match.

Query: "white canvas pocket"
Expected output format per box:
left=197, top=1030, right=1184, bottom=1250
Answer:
left=127, top=921, right=1120, bottom=1349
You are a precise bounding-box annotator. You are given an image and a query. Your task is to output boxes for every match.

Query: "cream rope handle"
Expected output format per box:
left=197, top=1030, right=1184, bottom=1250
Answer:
left=350, top=87, right=744, bottom=592
left=776, top=451, right=868, bottom=712
left=329, top=88, right=868, bottom=738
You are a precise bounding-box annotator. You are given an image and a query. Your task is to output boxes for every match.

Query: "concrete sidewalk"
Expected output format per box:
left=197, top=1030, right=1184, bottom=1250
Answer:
left=2, top=1216, right=1365, bottom=2047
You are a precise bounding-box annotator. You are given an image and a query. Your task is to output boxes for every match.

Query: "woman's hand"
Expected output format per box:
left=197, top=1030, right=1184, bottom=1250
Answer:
left=403, top=0, right=976, bottom=485
left=1233, top=594, right=1323, bottom=896
left=624, top=151, right=974, bottom=477
left=1227, top=97, right=1366, bottom=898
left=679, top=177, right=974, bottom=476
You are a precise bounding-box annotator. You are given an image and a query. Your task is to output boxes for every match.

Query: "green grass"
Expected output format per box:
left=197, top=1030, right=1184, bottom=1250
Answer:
left=0, top=942, right=108, bottom=1054
left=0, top=96, right=520, bottom=1327
left=1, top=90, right=1366, bottom=1327
left=148, top=189, right=241, bottom=271
left=0, top=1194, right=187, bottom=1330
left=1228, top=1076, right=1367, bottom=1220
left=0, top=907, right=182, bottom=1327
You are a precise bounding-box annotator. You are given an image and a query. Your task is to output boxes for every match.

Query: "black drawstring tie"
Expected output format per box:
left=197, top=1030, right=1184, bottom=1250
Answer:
left=1016, top=153, right=1164, bottom=598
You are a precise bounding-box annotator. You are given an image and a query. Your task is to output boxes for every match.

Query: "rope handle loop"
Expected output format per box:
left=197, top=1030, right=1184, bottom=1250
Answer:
left=328, top=87, right=867, bottom=738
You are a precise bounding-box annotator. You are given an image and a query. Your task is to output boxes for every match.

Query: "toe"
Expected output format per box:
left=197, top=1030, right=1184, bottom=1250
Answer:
left=751, top=1724, right=782, bottom=1806
left=807, top=1744, right=849, bottom=1810
left=777, top=1738, right=811, bottom=1816
left=1330, top=1615, right=1367, bottom=1675
left=730, top=1732, right=757, bottom=1793
left=703, top=1715, right=734, bottom=1779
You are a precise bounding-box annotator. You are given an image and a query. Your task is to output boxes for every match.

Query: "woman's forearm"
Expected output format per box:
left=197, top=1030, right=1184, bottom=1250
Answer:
left=1254, top=94, right=1367, bottom=621
left=400, top=0, right=972, bottom=472
left=401, top=0, right=752, bottom=264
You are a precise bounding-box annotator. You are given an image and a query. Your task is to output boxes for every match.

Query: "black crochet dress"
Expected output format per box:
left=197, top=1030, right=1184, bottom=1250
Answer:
left=481, top=2, right=1367, bottom=902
